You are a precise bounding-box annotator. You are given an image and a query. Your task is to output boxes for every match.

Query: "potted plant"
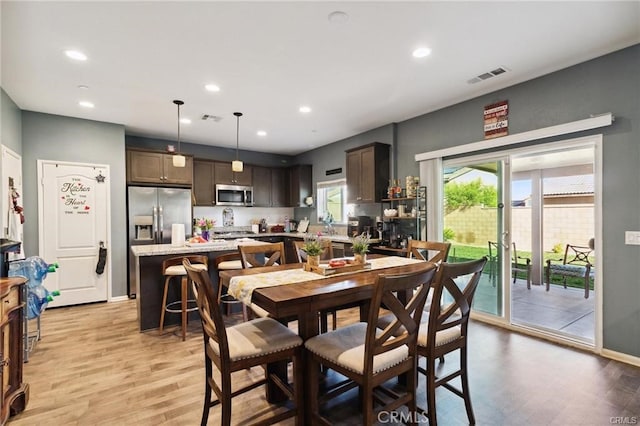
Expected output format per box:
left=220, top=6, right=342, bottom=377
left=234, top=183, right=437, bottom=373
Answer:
left=302, top=235, right=324, bottom=267
left=350, top=233, right=370, bottom=264
left=195, top=217, right=215, bottom=241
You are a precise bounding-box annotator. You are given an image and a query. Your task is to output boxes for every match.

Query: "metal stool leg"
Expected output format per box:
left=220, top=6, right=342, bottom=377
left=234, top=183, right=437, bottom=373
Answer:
left=181, top=276, right=187, bottom=341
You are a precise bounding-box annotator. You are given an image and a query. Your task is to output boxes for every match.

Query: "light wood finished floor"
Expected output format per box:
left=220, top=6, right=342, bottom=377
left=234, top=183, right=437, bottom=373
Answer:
left=9, top=299, right=640, bottom=425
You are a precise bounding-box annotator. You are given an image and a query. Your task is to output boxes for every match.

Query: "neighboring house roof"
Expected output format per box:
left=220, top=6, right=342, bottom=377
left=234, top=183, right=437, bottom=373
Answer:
left=543, top=175, right=594, bottom=196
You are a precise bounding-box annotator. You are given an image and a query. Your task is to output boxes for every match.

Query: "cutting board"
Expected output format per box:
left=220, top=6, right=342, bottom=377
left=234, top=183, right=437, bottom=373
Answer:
left=298, top=219, right=309, bottom=233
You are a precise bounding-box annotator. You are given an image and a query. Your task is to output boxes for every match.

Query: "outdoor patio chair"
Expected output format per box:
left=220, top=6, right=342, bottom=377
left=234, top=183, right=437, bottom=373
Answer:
left=488, top=241, right=531, bottom=288
left=546, top=243, right=594, bottom=299
left=512, top=242, right=531, bottom=289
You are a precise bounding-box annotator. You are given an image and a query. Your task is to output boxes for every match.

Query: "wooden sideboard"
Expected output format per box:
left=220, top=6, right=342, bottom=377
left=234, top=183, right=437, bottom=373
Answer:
left=0, top=277, right=28, bottom=424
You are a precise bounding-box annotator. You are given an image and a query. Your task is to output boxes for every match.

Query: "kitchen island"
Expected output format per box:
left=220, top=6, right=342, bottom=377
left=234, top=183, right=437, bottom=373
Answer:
left=131, top=239, right=256, bottom=331
left=131, top=232, right=379, bottom=332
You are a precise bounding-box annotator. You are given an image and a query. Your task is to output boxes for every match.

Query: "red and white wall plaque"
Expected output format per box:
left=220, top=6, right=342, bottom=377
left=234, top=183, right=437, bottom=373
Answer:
left=484, top=100, right=509, bottom=139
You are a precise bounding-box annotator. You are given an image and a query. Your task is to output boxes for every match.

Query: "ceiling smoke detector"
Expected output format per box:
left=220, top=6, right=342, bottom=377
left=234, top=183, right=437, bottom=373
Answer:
left=201, top=114, right=223, bottom=122
left=467, top=66, right=509, bottom=84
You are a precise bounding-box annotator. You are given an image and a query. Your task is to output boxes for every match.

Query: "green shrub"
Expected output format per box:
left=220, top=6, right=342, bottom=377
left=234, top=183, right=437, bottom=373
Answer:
left=443, top=228, right=455, bottom=241
left=552, top=243, right=564, bottom=254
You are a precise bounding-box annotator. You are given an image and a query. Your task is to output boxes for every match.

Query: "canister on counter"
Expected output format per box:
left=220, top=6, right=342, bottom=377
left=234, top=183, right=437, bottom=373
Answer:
left=405, top=176, right=415, bottom=197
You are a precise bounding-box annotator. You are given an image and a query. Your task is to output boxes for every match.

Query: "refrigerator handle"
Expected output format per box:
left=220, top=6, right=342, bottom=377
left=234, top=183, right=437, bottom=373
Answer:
left=153, top=206, right=158, bottom=243
left=159, top=205, right=164, bottom=242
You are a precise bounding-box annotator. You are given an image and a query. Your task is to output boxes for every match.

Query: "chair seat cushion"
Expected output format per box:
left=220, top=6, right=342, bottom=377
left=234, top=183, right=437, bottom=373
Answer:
left=211, top=317, right=302, bottom=361
left=217, top=260, right=243, bottom=270
left=165, top=263, right=208, bottom=276
left=549, top=264, right=594, bottom=278
left=304, top=322, right=408, bottom=374
left=377, top=312, right=461, bottom=348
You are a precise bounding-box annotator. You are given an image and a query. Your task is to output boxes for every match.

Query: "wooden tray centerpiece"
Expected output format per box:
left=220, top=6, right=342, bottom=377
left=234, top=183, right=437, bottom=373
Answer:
left=303, top=258, right=371, bottom=276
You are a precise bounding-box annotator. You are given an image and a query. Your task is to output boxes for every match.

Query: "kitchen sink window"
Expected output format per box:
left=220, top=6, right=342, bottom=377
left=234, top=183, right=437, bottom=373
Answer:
left=317, top=179, right=351, bottom=225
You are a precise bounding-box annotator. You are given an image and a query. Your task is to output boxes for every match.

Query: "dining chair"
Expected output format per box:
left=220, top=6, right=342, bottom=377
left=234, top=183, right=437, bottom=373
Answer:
left=238, top=242, right=286, bottom=318
left=239, top=241, right=286, bottom=268
left=183, top=258, right=304, bottom=426
left=213, top=251, right=248, bottom=321
left=545, top=243, right=594, bottom=298
left=293, top=239, right=338, bottom=332
left=416, top=257, right=487, bottom=426
left=304, top=262, right=438, bottom=425
left=406, top=240, right=451, bottom=264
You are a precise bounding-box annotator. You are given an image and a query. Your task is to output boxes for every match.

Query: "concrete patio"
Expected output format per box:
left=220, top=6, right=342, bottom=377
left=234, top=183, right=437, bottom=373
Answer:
left=473, top=275, right=595, bottom=342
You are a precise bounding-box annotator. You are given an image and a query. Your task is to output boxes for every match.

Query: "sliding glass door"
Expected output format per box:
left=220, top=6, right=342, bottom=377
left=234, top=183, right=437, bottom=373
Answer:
left=510, top=147, right=595, bottom=343
left=443, top=156, right=508, bottom=316
left=441, top=141, right=596, bottom=345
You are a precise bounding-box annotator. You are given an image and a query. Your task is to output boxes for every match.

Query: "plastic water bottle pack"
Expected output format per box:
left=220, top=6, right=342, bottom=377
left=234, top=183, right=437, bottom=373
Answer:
left=8, top=256, right=60, bottom=319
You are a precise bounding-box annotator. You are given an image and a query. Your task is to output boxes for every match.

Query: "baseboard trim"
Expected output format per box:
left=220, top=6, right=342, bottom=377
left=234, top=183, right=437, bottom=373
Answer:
left=601, top=348, right=640, bottom=368
left=471, top=314, right=640, bottom=367
left=109, top=295, right=130, bottom=302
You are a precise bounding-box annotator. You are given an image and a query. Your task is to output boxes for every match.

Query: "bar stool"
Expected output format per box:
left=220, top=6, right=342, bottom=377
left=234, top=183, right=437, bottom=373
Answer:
left=159, top=254, right=208, bottom=341
left=214, top=251, right=248, bottom=321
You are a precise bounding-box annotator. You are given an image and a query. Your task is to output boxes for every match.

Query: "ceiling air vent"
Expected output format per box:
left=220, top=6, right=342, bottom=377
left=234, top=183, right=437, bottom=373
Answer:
left=201, top=114, right=223, bottom=122
left=467, top=66, right=509, bottom=84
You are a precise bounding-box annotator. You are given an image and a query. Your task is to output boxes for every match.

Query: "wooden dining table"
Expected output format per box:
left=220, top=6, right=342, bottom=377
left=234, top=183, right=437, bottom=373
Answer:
left=219, top=255, right=433, bottom=421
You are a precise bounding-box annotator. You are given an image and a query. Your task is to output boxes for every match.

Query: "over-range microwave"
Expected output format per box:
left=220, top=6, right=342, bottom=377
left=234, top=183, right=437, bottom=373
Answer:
left=216, top=184, right=253, bottom=206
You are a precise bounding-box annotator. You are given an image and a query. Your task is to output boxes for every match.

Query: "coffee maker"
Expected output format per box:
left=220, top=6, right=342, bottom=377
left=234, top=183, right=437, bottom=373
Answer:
left=347, top=216, right=373, bottom=237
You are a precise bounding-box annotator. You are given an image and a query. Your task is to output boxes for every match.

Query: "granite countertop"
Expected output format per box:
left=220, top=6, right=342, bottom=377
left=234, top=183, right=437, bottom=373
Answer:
left=131, top=233, right=380, bottom=257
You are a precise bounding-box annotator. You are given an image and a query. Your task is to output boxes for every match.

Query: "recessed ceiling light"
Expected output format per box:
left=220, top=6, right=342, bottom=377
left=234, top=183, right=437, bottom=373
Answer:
left=257, top=130, right=267, bottom=137
left=65, top=50, right=87, bottom=61
left=78, top=101, right=94, bottom=108
left=299, top=106, right=312, bottom=113
left=205, top=84, right=220, bottom=92
left=328, top=11, right=349, bottom=24
left=180, top=118, right=191, bottom=124
left=412, top=47, right=432, bottom=59
left=77, top=85, right=89, bottom=90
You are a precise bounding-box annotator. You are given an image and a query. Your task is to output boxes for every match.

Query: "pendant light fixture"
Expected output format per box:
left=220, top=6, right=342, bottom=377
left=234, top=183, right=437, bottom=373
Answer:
left=172, top=99, right=186, bottom=168
left=232, top=112, right=243, bottom=172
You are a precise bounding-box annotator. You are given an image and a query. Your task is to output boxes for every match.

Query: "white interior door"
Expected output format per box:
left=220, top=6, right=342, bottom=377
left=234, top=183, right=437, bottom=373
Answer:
left=38, top=160, right=110, bottom=307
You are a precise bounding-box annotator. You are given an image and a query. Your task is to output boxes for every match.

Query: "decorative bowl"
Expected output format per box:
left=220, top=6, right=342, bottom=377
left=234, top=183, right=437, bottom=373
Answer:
left=383, top=208, right=398, bottom=217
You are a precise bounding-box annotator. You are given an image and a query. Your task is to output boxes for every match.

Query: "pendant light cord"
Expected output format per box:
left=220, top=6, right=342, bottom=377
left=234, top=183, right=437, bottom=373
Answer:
left=173, top=100, right=184, bottom=153
left=234, top=112, right=243, bottom=160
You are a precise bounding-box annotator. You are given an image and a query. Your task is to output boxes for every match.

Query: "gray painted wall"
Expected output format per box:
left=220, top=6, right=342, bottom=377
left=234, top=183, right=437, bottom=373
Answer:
left=1, top=88, right=22, bottom=153
left=21, top=112, right=128, bottom=298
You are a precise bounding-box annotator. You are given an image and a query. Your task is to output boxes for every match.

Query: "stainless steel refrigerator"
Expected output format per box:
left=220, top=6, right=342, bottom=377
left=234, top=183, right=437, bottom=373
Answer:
left=127, top=186, right=192, bottom=297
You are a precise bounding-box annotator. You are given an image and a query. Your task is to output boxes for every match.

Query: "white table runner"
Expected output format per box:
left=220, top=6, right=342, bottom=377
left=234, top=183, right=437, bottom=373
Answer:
left=228, top=256, right=425, bottom=305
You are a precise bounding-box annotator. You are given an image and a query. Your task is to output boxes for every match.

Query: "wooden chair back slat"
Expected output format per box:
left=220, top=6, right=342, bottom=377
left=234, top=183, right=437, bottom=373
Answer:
left=407, top=240, right=451, bottom=264
left=293, top=239, right=333, bottom=262
left=239, top=242, right=286, bottom=268
left=183, top=259, right=228, bottom=359
left=365, top=264, right=438, bottom=365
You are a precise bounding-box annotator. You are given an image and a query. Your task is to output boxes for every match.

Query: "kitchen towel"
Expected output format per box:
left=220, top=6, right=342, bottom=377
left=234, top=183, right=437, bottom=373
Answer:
left=171, top=223, right=185, bottom=246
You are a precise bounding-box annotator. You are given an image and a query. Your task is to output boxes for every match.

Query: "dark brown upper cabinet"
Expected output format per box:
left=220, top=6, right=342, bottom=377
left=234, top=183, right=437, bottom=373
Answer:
left=214, top=162, right=253, bottom=186
left=127, top=149, right=193, bottom=186
left=193, top=160, right=216, bottom=206
left=346, top=142, right=390, bottom=203
left=288, top=165, right=312, bottom=207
